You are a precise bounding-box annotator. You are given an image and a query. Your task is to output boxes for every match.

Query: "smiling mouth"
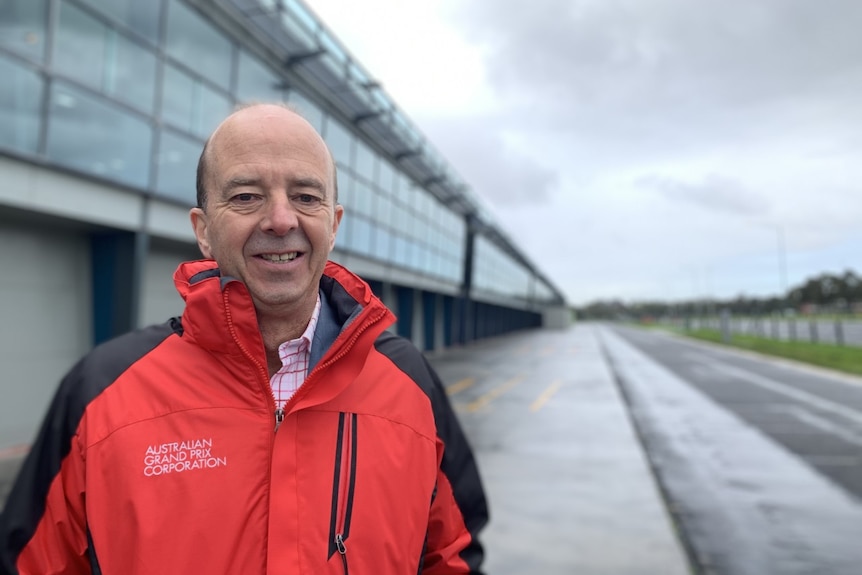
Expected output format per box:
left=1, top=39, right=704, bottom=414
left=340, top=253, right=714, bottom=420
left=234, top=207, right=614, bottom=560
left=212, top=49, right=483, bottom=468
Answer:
left=258, top=252, right=300, bottom=262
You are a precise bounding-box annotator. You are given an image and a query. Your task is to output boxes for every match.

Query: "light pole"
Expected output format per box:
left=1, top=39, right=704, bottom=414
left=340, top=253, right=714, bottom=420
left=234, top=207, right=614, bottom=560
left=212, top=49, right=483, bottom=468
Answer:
left=777, top=225, right=788, bottom=296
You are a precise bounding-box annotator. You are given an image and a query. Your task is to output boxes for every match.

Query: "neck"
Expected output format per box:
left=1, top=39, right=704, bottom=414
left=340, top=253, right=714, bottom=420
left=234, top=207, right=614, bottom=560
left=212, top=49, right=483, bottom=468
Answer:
left=257, top=303, right=315, bottom=377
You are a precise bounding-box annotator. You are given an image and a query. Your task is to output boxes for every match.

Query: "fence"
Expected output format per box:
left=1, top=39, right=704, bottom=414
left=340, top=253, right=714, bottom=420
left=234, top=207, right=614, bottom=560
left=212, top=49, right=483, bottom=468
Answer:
left=669, top=315, right=862, bottom=348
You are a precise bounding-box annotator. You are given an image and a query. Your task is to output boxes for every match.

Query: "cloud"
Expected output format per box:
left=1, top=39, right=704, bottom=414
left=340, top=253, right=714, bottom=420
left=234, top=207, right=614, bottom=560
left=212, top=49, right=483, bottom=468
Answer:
left=312, top=0, right=862, bottom=303
left=416, top=114, right=559, bottom=207
left=636, top=174, right=770, bottom=216
left=445, top=0, right=862, bottom=161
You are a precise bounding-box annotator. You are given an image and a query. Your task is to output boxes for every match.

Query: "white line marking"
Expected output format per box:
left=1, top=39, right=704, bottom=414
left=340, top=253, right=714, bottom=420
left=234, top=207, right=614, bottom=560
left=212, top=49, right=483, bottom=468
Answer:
left=777, top=405, right=862, bottom=447
left=708, top=362, right=862, bottom=426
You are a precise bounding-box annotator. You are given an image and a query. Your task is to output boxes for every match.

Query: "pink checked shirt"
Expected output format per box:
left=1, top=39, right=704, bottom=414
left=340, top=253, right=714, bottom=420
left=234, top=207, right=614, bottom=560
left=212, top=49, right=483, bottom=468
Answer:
left=269, top=296, right=321, bottom=409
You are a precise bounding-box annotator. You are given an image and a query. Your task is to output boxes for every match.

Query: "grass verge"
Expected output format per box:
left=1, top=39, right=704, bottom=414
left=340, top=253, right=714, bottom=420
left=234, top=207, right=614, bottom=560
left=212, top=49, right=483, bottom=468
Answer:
left=682, top=328, right=862, bottom=377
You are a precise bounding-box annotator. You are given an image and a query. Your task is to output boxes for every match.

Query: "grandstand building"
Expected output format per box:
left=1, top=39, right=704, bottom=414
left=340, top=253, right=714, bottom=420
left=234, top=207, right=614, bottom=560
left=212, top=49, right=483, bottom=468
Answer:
left=0, top=0, right=568, bottom=447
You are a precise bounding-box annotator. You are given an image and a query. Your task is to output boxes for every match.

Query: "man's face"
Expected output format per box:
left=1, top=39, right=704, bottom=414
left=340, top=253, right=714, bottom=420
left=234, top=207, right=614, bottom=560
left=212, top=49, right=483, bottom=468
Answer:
left=190, top=106, right=343, bottom=317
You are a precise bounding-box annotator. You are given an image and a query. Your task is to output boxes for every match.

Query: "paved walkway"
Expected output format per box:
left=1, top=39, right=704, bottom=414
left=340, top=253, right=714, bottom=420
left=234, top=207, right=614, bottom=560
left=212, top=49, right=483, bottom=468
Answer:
left=428, top=324, right=690, bottom=574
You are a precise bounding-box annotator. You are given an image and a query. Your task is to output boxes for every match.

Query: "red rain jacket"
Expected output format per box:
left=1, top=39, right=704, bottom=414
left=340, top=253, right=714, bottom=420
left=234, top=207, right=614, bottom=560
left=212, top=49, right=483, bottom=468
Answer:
left=0, top=260, right=487, bottom=574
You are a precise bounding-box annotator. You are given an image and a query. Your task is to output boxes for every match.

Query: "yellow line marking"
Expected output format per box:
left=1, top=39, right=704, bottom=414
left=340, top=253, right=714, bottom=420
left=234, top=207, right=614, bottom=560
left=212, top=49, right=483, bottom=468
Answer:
left=446, top=377, right=475, bottom=396
left=467, top=374, right=526, bottom=413
left=530, top=380, right=563, bottom=412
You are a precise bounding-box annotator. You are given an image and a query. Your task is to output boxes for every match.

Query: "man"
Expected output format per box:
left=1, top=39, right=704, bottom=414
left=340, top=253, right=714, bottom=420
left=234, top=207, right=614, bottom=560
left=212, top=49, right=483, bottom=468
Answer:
left=0, top=104, right=488, bottom=574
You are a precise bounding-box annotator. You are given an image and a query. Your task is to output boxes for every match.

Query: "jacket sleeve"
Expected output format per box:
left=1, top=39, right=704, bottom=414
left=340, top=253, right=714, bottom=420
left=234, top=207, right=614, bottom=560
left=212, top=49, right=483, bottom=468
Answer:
left=0, top=324, right=173, bottom=575
left=0, top=363, right=92, bottom=575
left=420, top=356, right=489, bottom=575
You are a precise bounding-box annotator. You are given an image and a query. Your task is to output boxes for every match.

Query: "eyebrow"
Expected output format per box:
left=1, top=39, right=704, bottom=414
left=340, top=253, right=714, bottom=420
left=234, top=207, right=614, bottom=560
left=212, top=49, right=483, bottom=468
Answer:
left=292, top=177, right=327, bottom=193
left=221, top=175, right=328, bottom=195
left=223, top=176, right=260, bottom=192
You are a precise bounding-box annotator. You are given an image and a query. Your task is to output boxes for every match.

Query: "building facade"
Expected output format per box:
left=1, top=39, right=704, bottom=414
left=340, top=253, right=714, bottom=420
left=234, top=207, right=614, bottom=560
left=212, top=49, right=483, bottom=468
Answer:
left=0, top=0, right=568, bottom=449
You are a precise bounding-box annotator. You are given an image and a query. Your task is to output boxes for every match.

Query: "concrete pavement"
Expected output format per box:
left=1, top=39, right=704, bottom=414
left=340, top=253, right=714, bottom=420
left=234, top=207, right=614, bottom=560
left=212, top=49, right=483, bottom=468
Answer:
left=428, top=324, right=691, bottom=574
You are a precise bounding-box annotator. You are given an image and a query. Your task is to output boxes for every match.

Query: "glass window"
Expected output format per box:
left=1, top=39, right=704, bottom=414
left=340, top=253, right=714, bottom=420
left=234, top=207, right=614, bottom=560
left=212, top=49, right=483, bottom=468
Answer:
left=287, top=91, right=324, bottom=133
left=78, top=0, right=161, bottom=43
left=198, top=84, right=232, bottom=137
left=155, top=130, right=201, bottom=204
left=403, top=239, right=416, bottom=270
left=0, top=0, right=47, bottom=62
left=410, top=214, right=428, bottom=242
left=378, top=159, right=394, bottom=193
left=54, top=2, right=104, bottom=88
left=337, top=170, right=355, bottom=211
left=108, top=33, right=157, bottom=112
left=391, top=201, right=408, bottom=234
left=323, top=118, right=353, bottom=167
left=354, top=179, right=374, bottom=217
left=374, top=191, right=391, bottom=228
left=393, top=235, right=408, bottom=268
left=335, top=210, right=352, bottom=249
left=354, top=139, right=376, bottom=182
left=0, top=56, right=43, bottom=155
left=162, top=63, right=231, bottom=138
left=373, top=226, right=391, bottom=262
left=166, top=0, right=232, bottom=89
left=54, top=3, right=156, bottom=112
left=284, top=0, right=318, bottom=42
left=416, top=243, right=429, bottom=274
left=162, top=63, right=194, bottom=129
left=46, top=83, right=152, bottom=189
left=351, top=216, right=373, bottom=256
left=237, top=49, right=284, bottom=103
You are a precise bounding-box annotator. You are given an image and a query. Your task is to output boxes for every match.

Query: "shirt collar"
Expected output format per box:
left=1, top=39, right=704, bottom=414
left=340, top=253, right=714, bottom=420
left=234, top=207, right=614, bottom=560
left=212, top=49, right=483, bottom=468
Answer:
left=277, top=295, right=322, bottom=359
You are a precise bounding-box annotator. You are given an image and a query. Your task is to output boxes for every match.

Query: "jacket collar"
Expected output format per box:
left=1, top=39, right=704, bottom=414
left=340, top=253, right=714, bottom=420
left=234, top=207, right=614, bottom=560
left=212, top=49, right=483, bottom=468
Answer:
left=173, top=259, right=395, bottom=373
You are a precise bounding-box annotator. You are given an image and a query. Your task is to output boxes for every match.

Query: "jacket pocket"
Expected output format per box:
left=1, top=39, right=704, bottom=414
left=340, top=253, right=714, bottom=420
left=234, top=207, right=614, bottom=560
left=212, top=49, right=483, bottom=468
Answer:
left=328, top=412, right=357, bottom=574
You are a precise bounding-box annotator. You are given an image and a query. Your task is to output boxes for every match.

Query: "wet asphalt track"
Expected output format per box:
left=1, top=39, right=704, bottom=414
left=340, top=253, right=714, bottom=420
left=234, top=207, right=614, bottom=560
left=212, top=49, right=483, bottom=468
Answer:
left=604, top=325, right=862, bottom=575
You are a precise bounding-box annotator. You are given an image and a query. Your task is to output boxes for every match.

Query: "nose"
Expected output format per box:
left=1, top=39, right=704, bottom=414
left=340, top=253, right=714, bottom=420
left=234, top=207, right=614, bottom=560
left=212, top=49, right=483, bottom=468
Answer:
left=261, top=195, right=299, bottom=236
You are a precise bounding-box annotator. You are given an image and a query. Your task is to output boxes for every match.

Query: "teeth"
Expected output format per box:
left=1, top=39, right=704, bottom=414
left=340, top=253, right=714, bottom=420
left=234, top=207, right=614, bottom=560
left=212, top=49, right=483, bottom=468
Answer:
left=261, top=253, right=298, bottom=262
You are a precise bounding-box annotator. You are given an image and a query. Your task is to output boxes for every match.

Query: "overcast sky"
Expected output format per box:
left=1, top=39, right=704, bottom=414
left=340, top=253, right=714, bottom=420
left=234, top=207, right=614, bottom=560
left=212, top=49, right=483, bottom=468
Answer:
left=307, top=0, right=862, bottom=305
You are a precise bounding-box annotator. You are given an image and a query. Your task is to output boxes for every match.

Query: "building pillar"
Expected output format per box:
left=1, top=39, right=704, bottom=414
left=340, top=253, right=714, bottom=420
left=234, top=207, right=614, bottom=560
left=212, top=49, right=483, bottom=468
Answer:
left=91, top=230, right=148, bottom=345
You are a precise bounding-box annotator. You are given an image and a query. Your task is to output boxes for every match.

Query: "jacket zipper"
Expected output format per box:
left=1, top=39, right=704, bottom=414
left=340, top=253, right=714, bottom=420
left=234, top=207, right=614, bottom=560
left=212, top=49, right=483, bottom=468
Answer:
left=221, top=290, right=280, bottom=431
left=329, top=412, right=357, bottom=574
left=277, top=306, right=388, bottom=423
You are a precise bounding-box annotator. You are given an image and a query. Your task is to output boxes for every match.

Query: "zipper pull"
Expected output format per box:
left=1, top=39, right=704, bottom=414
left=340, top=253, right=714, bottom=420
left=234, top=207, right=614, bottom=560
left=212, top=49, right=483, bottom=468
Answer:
left=274, top=407, right=285, bottom=432
left=335, top=533, right=347, bottom=554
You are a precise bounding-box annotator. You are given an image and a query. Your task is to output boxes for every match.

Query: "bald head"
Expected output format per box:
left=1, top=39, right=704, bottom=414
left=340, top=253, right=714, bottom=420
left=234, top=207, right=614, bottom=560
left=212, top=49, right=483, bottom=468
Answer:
left=196, top=103, right=338, bottom=210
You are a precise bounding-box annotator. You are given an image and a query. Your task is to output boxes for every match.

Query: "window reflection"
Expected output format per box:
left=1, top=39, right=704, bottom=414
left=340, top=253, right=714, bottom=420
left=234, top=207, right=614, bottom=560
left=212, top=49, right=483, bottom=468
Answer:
left=109, top=34, right=156, bottom=112
left=54, top=2, right=155, bottom=113
left=162, top=63, right=231, bottom=139
left=155, top=130, right=201, bottom=204
left=354, top=140, right=376, bottom=182
left=0, top=56, right=43, bottom=155
left=166, top=0, right=232, bottom=89
left=374, top=227, right=391, bottom=262
left=324, top=118, right=353, bottom=167
left=0, top=0, right=47, bottom=63
left=237, top=49, right=285, bottom=103
left=55, top=2, right=103, bottom=88
left=46, top=83, right=152, bottom=189
left=351, top=216, right=374, bottom=256
left=335, top=210, right=352, bottom=249
left=288, top=91, right=324, bottom=133
left=78, top=0, right=161, bottom=44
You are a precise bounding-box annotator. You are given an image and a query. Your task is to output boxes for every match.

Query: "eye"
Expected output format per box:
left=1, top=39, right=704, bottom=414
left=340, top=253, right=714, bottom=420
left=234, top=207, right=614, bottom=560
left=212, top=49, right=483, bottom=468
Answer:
left=232, top=193, right=258, bottom=203
left=296, top=194, right=322, bottom=206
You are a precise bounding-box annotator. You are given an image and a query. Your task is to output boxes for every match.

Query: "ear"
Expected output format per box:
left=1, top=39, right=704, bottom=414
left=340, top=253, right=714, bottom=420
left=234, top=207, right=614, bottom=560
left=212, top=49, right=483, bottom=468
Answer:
left=330, top=204, right=344, bottom=250
left=190, top=207, right=214, bottom=258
